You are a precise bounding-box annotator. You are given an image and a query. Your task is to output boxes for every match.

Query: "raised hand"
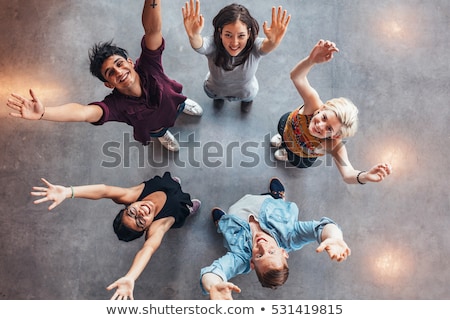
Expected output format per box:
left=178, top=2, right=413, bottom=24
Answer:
left=209, top=281, right=241, bottom=300
left=107, top=277, right=135, bottom=300
left=309, top=39, right=339, bottom=64
left=316, top=237, right=351, bottom=262
left=262, top=6, right=291, bottom=46
left=7, top=89, right=45, bottom=120
left=364, top=163, right=393, bottom=183
left=182, top=0, right=204, bottom=38
left=31, top=178, right=68, bottom=210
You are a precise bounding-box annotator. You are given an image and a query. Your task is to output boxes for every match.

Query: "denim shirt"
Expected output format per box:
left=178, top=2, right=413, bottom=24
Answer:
left=200, top=197, right=337, bottom=294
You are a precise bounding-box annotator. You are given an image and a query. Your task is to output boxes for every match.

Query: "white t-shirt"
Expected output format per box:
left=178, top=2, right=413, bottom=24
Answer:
left=195, top=36, right=266, bottom=101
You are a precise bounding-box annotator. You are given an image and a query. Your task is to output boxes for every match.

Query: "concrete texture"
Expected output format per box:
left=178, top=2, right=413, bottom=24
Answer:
left=0, top=0, right=449, bottom=300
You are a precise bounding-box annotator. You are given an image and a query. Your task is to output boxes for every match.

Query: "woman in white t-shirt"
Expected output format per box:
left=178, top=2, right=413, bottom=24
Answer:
left=182, top=0, right=290, bottom=112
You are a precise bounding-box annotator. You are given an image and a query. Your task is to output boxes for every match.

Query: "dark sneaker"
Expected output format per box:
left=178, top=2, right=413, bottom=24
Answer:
left=269, top=177, right=285, bottom=200
left=241, top=100, right=253, bottom=113
left=211, top=207, right=226, bottom=226
left=213, top=99, right=224, bottom=109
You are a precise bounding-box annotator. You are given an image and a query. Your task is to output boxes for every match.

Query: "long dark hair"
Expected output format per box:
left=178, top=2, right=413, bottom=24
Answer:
left=212, top=3, right=259, bottom=71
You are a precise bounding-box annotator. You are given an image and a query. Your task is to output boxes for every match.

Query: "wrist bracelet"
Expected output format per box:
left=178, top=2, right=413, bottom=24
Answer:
left=70, top=186, right=75, bottom=198
left=357, top=171, right=366, bottom=185
left=39, top=108, right=45, bottom=120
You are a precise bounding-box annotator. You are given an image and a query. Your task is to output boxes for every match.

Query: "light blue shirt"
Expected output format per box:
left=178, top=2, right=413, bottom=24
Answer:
left=200, top=195, right=337, bottom=294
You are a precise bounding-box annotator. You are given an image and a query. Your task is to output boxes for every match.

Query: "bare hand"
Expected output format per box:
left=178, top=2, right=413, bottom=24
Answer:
left=309, top=39, right=339, bottom=64
left=209, top=281, right=241, bottom=300
left=107, top=277, right=135, bottom=300
left=7, top=89, right=45, bottom=120
left=262, top=6, right=291, bottom=45
left=365, top=163, right=393, bottom=183
left=182, top=0, right=204, bottom=37
left=31, top=178, right=68, bottom=210
left=316, top=238, right=351, bottom=262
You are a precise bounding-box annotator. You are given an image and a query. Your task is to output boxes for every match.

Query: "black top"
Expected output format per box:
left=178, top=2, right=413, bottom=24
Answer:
left=138, top=172, right=192, bottom=229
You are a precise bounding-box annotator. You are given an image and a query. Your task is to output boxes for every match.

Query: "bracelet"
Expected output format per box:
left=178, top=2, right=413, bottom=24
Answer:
left=356, top=171, right=366, bottom=185
left=39, top=108, right=45, bottom=120
left=70, top=186, right=75, bottom=198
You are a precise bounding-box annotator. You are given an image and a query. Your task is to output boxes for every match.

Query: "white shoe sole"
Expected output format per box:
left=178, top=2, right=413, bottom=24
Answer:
left=158, top=132, right=180, bottom=152
left=270, top=134, right=282, bottom=148
left=183, top=98, right=203, bottom=116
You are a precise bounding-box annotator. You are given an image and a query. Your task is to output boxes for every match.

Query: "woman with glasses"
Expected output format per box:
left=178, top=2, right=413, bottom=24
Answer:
left=31, top=171, right=201, bottom=300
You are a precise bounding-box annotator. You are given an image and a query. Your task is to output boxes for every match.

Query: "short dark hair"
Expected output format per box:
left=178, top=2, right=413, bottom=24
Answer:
left=212, top=3, right=259, bottom=71
left=254, top=264, right=289, bottom=289
left=89, top=40, right=129, bottom=82
left=112, top=209, right=144, bottom=242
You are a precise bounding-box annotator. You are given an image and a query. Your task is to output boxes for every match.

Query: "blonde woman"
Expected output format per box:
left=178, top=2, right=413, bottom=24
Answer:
left=271, top=40, right=392, bottom=184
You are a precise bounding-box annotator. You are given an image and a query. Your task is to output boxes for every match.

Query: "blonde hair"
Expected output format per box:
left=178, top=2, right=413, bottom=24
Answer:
left=323, top=97, right=359, bottom=138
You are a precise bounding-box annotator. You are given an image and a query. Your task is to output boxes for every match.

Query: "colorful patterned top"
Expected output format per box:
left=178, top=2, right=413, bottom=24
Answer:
left=282, top=106, right=326, bottom=158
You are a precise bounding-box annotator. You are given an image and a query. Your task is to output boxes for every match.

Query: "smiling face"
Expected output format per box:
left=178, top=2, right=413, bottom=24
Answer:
left=101, top=55, right=138, bottom=91
left=121, top=200, right=156, bottom=232
left=220, top=20, right=250, bottom=57
left=250, top=230, right=289, bottom=272
left=309, top=108, right=343, bottom=139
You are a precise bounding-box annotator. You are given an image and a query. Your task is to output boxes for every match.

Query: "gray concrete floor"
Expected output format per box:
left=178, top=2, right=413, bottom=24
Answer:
left=0, top=0, right=449, bottom=300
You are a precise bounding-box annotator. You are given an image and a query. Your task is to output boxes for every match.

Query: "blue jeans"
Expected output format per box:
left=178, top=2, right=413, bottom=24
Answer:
left=149, top=102, right=185, bottom=138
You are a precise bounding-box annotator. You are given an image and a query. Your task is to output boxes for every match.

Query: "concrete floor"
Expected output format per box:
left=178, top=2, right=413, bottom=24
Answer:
left=0, top=0, right=449, bottom=300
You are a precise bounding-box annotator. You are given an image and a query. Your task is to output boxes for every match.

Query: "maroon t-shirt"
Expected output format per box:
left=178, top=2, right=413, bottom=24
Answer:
left=90, top=37, right=186, bottom=145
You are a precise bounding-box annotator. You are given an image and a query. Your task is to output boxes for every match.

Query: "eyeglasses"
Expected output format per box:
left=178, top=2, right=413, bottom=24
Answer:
left=125, top=206, right=146, bottom=229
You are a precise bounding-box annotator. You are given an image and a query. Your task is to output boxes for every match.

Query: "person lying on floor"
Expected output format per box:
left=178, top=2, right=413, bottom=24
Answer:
left=200, top=177, right=350, bottom=299
left=32, top=171, right=201, bottom=300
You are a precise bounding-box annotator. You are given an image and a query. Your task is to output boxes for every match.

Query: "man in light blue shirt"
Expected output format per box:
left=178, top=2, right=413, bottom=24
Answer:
left=200, top=178, right=351, bottom=299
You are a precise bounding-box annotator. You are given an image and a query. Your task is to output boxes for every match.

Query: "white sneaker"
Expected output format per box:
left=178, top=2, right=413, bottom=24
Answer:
left=183, top=98, right=203, bottom=116
left=158, top=130, right=180, bottom=152
left=274, top=148, right=288, bottom=161
left=172, top=176, right=181, bottom=184
left=270, top=134, right=282, bottom=148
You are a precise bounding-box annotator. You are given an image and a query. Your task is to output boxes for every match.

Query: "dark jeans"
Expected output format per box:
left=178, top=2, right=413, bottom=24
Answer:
left=277, top=112, right=317, bottom=168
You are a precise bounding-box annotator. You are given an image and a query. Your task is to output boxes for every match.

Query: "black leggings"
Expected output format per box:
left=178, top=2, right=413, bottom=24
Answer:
left=277, top=112, right=317, bottom=168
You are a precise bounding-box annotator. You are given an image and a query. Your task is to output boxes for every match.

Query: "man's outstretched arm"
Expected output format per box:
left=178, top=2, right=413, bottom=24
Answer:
left=7, top=89, right=103, bottom=123
left=142, top=0, right=163, bottom=50
left=316, top=224, right=351, bottom=262
left=201, top=273, right=241, bottom=300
